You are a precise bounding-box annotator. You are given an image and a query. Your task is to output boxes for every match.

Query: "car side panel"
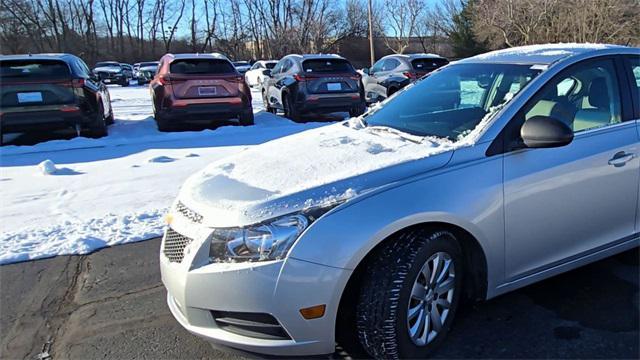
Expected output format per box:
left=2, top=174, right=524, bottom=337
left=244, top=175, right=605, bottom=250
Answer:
left=288, top=142, right=505, bottom=298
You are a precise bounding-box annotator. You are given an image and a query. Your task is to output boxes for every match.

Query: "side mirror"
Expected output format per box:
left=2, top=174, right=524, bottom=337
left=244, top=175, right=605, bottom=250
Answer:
left=362, top=68, right=370, bottom=75
left=262, top=69, right=272, bottom=77
left=521, top=116, right=573, bottom=148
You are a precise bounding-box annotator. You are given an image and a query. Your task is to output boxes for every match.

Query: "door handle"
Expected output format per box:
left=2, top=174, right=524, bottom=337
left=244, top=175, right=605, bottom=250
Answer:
left=608, top=151, right=635, bottom=167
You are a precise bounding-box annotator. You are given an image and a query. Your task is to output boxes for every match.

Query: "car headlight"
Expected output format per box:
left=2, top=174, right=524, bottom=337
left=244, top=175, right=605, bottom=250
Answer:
left=208, top=206, right=337, bottom=263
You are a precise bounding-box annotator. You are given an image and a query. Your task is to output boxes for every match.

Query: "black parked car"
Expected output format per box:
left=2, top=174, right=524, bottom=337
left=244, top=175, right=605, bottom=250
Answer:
left=0, top=53, right=113, bottom=143
left=261, top=54, right=366, bottom=121
left=93, top=61, right=130, bottom=86
left=362, top=53, right=449, bottom=103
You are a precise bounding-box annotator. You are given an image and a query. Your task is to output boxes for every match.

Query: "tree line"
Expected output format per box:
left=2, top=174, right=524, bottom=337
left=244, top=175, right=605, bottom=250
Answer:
left=1, top=0, right=638, bottom=65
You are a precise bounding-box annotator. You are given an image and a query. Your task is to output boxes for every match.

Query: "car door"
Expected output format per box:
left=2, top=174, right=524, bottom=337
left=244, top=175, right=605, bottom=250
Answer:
left=622, top=55, right=640, bottom=230
left=374, top=58, right=400, bottom=98
left=502, top=57, right=639, bottom=281
left=364, top=59, right=385, bottom=102
left=269, top=59, right=292, bottom=109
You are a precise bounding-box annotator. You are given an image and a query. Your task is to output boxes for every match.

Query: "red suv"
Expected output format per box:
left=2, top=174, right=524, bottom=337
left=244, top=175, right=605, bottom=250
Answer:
left=150, top=53, right=253, bottom=131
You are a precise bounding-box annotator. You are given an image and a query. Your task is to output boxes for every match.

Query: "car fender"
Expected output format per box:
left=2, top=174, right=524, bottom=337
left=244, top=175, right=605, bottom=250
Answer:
left=288, top=143, right=504, bottom=298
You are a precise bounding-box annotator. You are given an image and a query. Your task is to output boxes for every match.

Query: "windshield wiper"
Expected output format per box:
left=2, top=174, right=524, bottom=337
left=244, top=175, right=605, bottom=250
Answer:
left=366, top=125, right=428, bottom=144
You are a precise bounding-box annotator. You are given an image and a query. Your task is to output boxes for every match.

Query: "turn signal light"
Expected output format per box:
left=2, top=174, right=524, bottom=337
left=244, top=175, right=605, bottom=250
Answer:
left=299, top=304, right=326, bottom=319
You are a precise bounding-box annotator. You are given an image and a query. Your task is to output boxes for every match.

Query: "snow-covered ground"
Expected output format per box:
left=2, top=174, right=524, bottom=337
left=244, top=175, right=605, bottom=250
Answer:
left=0, top=85, right=330, bottom=264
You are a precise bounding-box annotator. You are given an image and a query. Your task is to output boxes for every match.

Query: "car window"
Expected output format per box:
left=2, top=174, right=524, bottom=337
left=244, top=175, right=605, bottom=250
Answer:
left=628, top=57, right=640, bottom=90
left=524, top=58, right=622, bottom=133
left=302, top=59, right=353, bottom=73
left=272, top=59, right=286, bottom=75
left=250, top=63, right=261, bottom=70
left=364, top=63, right=541, bottom=140
left=371, top=59, right=384, bottom=73
left=382, top=58, right=400, bottom=71
left=265, top=62, right=277, bottom=70
left=169, top=59, right=235, bottom=74
left=282, top=59, right=293, bottom=73
left=0, top=59, right=71, bottom=79
left=411, top=58, right=449, bottom=72
left=77, top=59, right=91, bottom=77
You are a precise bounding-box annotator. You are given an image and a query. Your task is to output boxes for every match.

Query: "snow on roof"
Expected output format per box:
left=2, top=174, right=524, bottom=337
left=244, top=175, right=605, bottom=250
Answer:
left=460, top=43, right=626, bottom=64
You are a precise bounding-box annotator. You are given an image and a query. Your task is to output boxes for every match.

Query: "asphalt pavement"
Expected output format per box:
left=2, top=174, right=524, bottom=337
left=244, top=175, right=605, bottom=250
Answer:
left=0, top=238, right=638, bottom=359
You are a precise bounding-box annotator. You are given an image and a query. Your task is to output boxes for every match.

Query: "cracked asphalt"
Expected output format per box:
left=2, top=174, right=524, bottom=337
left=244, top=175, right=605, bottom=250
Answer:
left=0, top=238, right=638, bottom=359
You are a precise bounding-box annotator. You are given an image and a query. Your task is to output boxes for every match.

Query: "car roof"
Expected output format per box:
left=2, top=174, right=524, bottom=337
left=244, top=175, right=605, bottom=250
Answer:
left=0, top=53, right=78, bottom=62
left=287, top=54, right=346, bottom=62
left=167, top=53, right=230, bottom=61
left=458, top=43, right=631, bottom=65
left=385, top=53, right=446, bottom=60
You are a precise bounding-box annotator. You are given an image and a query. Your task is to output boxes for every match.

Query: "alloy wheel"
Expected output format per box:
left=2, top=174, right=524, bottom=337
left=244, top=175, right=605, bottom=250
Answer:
left=407, top=251, right=456, bottom=346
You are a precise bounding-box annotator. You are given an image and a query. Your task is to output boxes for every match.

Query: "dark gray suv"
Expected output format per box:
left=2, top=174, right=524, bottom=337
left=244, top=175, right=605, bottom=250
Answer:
left=362, top=53, right=449, bottom=103
left=261, top=54, right=366, bottom=121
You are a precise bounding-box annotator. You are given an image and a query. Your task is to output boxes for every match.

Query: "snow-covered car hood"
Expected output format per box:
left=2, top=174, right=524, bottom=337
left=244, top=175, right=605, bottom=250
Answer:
left=178, top=121, right=459, bottom=227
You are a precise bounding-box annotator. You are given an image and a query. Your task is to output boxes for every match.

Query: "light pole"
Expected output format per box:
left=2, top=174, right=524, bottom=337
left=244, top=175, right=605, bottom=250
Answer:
left=368, top=0, right=375, bottom=67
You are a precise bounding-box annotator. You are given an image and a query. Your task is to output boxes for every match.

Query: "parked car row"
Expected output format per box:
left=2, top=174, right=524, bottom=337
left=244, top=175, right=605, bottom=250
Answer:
left=0, top=51, right=449, bottom=141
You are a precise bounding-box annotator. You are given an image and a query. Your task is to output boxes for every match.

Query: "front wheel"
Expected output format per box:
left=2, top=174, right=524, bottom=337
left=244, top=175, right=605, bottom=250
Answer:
left=356, top=229, right=463, bottom=359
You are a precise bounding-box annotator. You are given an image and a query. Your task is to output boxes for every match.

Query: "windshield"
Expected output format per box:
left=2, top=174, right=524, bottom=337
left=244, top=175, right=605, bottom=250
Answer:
left=364, top=63, right=541, bottom=140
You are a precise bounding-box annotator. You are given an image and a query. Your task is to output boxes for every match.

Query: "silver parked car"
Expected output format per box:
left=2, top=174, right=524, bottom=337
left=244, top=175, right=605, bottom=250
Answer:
left=160, top=44, right=640, bottom=358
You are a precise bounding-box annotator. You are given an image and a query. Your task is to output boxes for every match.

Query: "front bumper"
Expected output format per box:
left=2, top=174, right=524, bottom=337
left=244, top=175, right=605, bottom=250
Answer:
left=160, top=220, right=351, bottom=356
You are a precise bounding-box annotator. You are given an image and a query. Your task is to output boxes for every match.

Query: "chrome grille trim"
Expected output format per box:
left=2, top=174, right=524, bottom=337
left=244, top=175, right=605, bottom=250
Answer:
left=175, top=201, right=203, bottom=224
left=163, top=228, right=193, bottom=263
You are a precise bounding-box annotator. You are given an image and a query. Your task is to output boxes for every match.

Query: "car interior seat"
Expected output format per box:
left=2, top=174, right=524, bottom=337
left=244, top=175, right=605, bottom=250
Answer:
left=572, top=77, right=614, bottom=132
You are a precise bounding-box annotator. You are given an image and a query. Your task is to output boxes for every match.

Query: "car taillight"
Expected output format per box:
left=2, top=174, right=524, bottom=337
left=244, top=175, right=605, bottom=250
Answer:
left=60, top=105, right=80, bottom=112
left=403, top=71, right=417, bottom=80
left=72, top=78, right=85, bottom=88
left=293, top=74, right=306, bottom=82
left=158, top=75, right=170, bottom=85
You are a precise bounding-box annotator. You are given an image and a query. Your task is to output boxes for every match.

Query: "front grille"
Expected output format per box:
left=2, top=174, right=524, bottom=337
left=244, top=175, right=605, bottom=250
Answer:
left=163, top=228, right=193, bottom=263
left=211, top=311, right=291, bottom=340
left=175, top=201, right=203, bottom=224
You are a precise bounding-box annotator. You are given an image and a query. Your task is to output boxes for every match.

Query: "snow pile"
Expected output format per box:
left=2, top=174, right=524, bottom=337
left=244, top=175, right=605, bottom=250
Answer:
left=0, top=86, right=329, bottom=264
left=181, top=121, right=457, bottom=220
left=38, top=159, right=58, bottom=175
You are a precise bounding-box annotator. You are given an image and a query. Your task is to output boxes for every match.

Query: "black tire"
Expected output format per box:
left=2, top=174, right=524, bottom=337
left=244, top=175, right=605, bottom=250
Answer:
left=105, top=106, right=115, bottom=125
left=86, top=104, right=108, bottom=138
left=283, top=93, right=301, bottom=122
left=239, top=110, right=255, bottom=126
left=121, top=79, right=130, bottom=87
left=356, top=229, right=463, bottom=359
left=155, top=113, right=175, bottom=132
left=263, top=90, right=276, bottom=114
left=349, top=102, right=367, bottom=117
left=387, top=86, right=398, bottom=97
